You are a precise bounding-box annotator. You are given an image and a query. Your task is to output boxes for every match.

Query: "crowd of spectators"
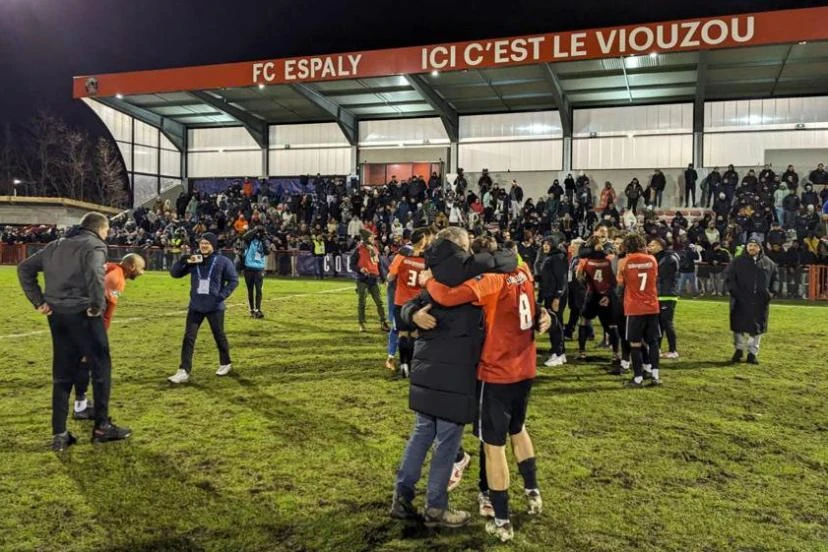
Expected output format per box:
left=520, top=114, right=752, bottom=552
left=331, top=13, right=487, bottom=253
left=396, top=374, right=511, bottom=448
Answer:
left=3, top=163, right=828, bottom=295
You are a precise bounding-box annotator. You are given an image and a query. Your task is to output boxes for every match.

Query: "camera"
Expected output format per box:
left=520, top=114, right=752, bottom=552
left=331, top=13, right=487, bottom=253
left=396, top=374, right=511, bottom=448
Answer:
left=187, top=254, right=204, bottom=264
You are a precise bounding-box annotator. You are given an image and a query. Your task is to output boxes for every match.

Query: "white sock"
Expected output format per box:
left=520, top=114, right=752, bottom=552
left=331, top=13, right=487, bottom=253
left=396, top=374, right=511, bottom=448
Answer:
left=495, top=517, right=510, bottom=527
left=652, top=369, right=660, bottom=380
left=74, top=399, right=87, bottom=412
left=634, top=376, right=643, bottom=384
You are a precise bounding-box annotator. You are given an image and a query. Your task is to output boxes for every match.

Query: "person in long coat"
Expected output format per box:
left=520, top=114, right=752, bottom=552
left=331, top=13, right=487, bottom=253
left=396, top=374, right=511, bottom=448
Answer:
left=725, top=236, right=777, bottom=365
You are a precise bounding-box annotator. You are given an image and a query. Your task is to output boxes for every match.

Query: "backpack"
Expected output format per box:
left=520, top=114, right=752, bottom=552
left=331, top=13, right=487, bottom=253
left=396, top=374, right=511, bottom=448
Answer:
left=244, top=238, right=266, bottom=270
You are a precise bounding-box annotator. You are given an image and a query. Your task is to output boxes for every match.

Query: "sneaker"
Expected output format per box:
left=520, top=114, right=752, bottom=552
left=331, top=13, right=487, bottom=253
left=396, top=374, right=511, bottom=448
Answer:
left=543, top=354, right=562, bottom=367
left=399, top=364, right=410, bottom=378
left=621, top=359, right=631, bottom=370
left=485, top=520, right=514, bottom=542
left=249, top=309, right=256, bottom=318
left=168, top=369, right=190, bottom=384
left=447, top=452, right=471, bottom=491
left=478, top=492, right=495, bottom=518
left=557, top=354, right=567, bottom=365
left=746, top=353, right=759, bottom=365
left=609, top=366, right=629, bottom=376
left=643, top=363, right=653, bottom=374
left=73, top=404, right=95, bottom=420
left=91, top=421, right=132, bottom=444
left=52, top=432, right=77, bottom=452
left=578, top=352, right=587, bottom=361
left=216, top=364, right=232, bottom=376
left=525, top=489, right=543, bottom=515
left=389, top=492, right=421, bottom=521
left=731, top=350, right=743, bottom=364
left=649, top=378, right=663, bottom=387
left=381, top=321, right=391, bottom=332
left=385, top=357, right=397, bottom=372
left=664, top=351, right=679, bottom=359
left=424, top=507, right=471, bottom=528
left=624, top=379, right=644, bottom=388
left=255, top=310, right=265, bottom=319
left=359, top=323, right=367, bottom=333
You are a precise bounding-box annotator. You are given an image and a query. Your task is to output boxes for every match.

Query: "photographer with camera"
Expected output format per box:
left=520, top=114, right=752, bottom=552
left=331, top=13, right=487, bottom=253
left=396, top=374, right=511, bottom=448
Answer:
left=239, top=225, right=269, bottom=318
left=167, top=232, right=239, bottom=384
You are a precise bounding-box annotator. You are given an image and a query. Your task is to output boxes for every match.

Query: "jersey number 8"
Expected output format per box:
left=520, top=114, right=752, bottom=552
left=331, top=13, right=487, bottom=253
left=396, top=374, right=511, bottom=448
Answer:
left=519, top=292, right=533, bottom=330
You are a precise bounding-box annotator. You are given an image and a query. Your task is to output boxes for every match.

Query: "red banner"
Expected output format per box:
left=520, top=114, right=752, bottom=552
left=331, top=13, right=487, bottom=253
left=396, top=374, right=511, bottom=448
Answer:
left=73, top=7, right=828, bottom=99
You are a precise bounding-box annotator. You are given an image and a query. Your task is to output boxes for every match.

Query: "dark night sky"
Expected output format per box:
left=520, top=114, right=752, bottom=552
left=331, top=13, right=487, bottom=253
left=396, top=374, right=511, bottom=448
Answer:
left=0, top=0, right=823, bottom=137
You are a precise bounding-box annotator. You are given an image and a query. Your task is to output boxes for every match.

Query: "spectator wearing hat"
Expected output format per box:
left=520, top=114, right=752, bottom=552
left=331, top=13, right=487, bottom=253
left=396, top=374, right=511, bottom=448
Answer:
left=350, top=229, right=389, bottom=333
left=168, top=232, right=239, bottom=384
left=725, top=235, right=777, bottom=364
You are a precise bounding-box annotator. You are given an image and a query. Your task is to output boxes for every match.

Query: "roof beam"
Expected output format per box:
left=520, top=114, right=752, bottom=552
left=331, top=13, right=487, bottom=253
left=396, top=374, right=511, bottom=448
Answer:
left=404, top=74, right=459, bottom=142
left=694, top=51, right=709, bottom=133
left=93, top=97, right=186, bottom=152
left=542, top=63, right=572, bottom=136
left=289, top=84, right=358, bottom=146
left=189, top=91, right=269, bottom=148
left=770, top=44, right=794, bottom=97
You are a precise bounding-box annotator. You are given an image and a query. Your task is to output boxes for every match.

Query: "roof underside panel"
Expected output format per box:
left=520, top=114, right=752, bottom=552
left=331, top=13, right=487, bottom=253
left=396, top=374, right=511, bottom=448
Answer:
left=111, top=41, right=828, bottom=127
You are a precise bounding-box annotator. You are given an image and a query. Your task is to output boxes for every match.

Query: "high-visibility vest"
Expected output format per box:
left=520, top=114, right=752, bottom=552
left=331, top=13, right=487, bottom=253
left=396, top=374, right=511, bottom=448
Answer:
left=313, top=239, right=325, bottom=255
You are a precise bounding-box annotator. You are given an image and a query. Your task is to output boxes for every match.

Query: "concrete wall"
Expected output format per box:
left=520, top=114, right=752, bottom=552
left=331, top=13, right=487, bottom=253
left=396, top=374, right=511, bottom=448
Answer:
left=0, top=197, right=121, bottom=227
left=358, top=147, right=449, bottom=164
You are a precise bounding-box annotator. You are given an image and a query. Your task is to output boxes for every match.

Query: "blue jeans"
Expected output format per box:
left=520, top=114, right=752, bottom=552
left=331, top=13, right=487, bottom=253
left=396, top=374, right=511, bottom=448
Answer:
left=386, top=286, right=398, bottom=356
left=396, top=412, right=464, bottom=510
left=678, top=272, right=698, bottom=296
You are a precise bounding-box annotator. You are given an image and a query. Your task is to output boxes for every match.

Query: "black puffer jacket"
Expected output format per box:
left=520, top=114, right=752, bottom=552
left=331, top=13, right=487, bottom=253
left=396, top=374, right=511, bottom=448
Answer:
left=538, top=248, right=568, bottom=304
left=401, top=239, right=517, bottom=424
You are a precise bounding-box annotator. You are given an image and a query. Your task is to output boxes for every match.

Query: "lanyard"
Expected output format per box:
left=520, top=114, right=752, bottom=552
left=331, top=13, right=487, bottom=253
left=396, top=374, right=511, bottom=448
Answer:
left=197, top=256, right=217, bottom=280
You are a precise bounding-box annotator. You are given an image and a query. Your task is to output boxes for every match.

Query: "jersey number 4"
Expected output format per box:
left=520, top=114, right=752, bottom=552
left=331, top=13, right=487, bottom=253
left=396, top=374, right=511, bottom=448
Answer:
left=519, top=292, right=533, bottom=330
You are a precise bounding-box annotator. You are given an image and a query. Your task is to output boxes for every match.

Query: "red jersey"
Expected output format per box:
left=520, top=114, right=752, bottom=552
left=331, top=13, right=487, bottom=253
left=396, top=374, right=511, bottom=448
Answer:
left=354, top=244, right=380, bottom=277
left=426, top=264, right=537, bottom=384
left=617, top=252, right=659, bottom=316
left=580, top=257, right=615, bottom=295
left=388, top=253, right=426, bottom=305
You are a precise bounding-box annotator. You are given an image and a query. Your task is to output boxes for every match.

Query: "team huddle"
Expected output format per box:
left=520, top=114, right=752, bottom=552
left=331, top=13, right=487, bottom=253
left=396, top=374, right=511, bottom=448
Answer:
left=343, top=222, right=666, bottom=542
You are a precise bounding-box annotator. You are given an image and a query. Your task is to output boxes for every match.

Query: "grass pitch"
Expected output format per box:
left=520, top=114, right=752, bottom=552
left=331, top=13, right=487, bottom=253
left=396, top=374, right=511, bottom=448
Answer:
left=0, top=267, right=826, bottom=552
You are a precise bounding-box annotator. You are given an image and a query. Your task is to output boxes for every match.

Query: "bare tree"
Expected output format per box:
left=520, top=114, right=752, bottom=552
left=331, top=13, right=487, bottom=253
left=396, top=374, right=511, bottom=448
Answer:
left=95, top=137, right=128, bottom=207
left=27, top=111, right=67, bottom=197
left=0, top=123, right=13, bottom=195
left=61, top=129, right=92, bottom=200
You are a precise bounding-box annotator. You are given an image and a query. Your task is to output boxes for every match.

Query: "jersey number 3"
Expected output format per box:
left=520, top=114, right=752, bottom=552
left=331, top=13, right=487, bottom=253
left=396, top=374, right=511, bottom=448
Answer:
left=406, top=270, right=419, bottom=288
left=519, top=292, right=533, bottom=330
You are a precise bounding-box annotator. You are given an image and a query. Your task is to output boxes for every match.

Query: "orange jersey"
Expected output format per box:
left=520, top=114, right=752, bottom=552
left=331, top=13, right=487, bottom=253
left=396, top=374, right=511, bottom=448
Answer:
left=388, top=253, right=426, bottom=305
left=103, top=263, right=126, bottom=330
left=579, top=256, right=615, bottom=295
left=617, top=252, right=659, bottom=316
left=427, top=265, right=537, bottom=385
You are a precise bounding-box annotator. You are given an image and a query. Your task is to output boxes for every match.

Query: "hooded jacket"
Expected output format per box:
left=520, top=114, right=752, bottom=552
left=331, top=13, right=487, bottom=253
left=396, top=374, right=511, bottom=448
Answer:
left=400, top=239, right=517, bottom=425
left=18, top=226, right=107, bottom=314
left=655, top=249, right=680, bottom=299
left=538, top=248, right=568, bottom=303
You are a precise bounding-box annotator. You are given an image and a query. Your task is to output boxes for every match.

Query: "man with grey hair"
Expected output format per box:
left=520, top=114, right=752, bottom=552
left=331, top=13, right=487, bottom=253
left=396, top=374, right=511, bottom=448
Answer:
left=18, top=212, right=132, bottom=452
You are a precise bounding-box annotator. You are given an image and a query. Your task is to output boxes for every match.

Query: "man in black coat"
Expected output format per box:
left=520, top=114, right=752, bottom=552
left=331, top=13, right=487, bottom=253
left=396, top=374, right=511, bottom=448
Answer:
left=684, top=164, right=698, bottom=207
left=648, top=238, right=681, bottom=358
left=538, top=238, right=569, bottom=366
left=725, top=236, right=777, bottom=364
left=390, top=228, right=517, bottom=527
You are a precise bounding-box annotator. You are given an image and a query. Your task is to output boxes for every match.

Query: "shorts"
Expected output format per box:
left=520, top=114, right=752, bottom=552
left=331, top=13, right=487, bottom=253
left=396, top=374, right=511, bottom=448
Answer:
left=581, top=293, right=620, bottom=329
left=393, top=305, right=414, bottom=332
left=625, top=314, right=661, bottom=343
left=475, top=379, right=533, bottom=447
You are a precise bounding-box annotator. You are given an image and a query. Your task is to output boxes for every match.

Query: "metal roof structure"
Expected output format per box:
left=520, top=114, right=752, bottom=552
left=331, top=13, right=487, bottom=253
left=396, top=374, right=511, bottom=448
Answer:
left=75, top=6, right=828, bottom=146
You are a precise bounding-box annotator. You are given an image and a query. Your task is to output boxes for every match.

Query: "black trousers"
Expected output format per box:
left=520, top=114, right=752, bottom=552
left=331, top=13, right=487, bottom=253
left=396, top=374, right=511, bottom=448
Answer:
left=544, top=295, right=567, bottom=356
left=658, top=300, right=677, bottom=353
left=244, top=270, right=263, bottom=311
left=627, top=197, right=639, bottom=214
left=685, top=184, right=695, bottom=207
left=180, top=309, right=231, bottom=373
left=48, top=311, right=111, bottom=433
left=315, top=256, right=325, bottom=279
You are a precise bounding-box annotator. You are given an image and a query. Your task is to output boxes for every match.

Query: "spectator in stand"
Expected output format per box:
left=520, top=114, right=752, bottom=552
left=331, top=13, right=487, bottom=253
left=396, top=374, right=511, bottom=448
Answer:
left=643, top=179, right=658, bottom=209
left=704, top=242, right=732, bottom=295
left=703, top=167, right=721, bottom=208
left=782, top=188, right=801, bottom=230
left=809, top=163, right=827, bottom=186
left=676, top=241, right=701, bottom=297
left=684, top=163, right=698, bottom=207
left=722, top=164, right=739, bottom=204
left=233, top=213, right=249, bottom=234
left=773, top=182, right=788, bottom=224
left=650, top=169, right=666, bottom=208
left=624, top=178, right=643, bottom=214
left=478, top=169, right=492, bottom=195
left=759, top=164, right=775, bottom=185
left=802, top=183, right=821, bottom=209
left=564, top=173, right=576, bottom=203
left=597, top=182, right=615, bottom=210
left=509, top=180, right=524, bottom=219
left=453, top=169, right=468, bottom=195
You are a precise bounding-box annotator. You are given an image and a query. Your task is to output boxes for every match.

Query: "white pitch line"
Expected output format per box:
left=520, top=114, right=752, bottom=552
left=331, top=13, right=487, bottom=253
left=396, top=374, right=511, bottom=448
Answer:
left=0, top=286, right=352, bottom=341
